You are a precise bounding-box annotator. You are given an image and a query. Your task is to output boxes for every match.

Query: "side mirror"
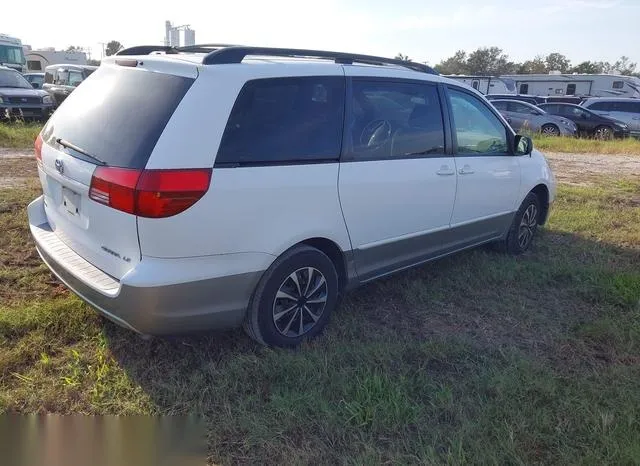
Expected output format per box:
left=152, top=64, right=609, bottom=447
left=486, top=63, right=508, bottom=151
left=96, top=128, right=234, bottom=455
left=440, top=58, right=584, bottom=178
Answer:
left=31, top=83, right=40, bottom=89
left=514, top=135, right=533, bottom=156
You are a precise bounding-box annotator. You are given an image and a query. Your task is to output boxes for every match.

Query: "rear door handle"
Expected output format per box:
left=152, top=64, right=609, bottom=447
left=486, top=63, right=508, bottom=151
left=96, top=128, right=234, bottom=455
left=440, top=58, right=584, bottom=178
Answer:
left=458, top=165, right=474, bottom=175
left=436, top=165, right=455, bottom=176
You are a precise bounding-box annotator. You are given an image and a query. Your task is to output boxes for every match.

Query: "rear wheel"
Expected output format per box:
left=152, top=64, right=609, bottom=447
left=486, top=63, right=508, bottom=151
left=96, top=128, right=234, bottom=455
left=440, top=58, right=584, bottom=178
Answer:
left=541, top=124, right=560, bottom=136
left=594, top=125, right=614, bottom=140
left=497, top=193, right=540, bottom=255
left=244, top=245, right=339, bottom=347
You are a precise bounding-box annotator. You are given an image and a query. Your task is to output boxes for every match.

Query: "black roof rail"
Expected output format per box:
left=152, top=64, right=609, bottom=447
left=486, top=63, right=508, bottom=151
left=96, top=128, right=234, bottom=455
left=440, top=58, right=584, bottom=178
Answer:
left=116, top=45, right=179, bottom=56
left=176, top=43, right=241, bottom=53
left=202, top=46, right=438, bottom=74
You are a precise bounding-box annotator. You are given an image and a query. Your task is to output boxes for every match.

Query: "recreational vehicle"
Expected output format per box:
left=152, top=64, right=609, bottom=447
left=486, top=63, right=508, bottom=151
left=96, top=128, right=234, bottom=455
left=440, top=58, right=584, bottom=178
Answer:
left=443, top=75, right=516, bottom=94
left=0, top=34, right=26, bottom=73
left=502, top=73, right=640, bottom=98
left=25, top=49, right=87, bottom=72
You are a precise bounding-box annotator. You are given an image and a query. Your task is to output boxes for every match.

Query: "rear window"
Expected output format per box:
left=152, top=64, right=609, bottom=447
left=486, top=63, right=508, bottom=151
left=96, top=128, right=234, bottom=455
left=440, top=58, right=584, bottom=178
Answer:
left=216, top=76, right=345, bottom=166
left=42, top=66, right=194, bottom=169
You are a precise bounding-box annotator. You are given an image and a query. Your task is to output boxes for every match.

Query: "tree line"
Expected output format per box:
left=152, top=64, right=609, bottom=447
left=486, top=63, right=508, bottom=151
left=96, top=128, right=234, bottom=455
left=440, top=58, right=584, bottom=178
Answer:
left=397, top=47, right=637, bottom=76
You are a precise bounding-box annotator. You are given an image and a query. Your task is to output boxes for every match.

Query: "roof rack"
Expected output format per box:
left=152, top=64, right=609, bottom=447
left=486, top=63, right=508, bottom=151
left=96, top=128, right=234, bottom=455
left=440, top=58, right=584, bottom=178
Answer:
left=116, top=44, right=438, bottom=75
left=203, top=46, right=438, bottom=74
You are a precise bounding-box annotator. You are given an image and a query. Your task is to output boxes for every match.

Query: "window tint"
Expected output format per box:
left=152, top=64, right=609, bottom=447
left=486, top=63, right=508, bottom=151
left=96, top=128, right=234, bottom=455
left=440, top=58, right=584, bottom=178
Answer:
left=542, top=104, right=561, bottom=115
left=619, top=101, right=640, bottom=113
left=449, top=88, right=508, bottom=155
left=346, top=80, right=444, bottom=160
left=587, top=101, right=611, bottom=111
left=519, top=83, right=529, bottom=94
left=570, top=107, right=589, bottom=119
left=42, top=66, right=194, bottom=169
left=492, top=101, right=508, bottom=111
left=216, top=77, right=345, bottom=165
left=612, top=81, right=624, bottom=89
left=510, top=101, right=538, bottom=115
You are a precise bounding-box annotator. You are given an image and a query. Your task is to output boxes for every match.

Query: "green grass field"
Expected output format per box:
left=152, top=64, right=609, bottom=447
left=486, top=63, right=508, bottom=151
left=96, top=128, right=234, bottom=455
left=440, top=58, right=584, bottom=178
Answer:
left=0, top=123, right=41, bottom=150
left=1, top=156, right=639, bottom=463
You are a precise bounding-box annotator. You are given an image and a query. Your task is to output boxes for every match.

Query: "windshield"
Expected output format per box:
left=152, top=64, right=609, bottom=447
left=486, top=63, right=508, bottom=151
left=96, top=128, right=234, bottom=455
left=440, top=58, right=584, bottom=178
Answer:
left=0, top=45, right=25, bottom=65
left=0, top=69, right=32, bottom=89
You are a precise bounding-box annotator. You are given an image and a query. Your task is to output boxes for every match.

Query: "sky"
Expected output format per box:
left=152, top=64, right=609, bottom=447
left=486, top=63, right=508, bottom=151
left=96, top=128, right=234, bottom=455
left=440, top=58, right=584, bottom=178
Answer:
left=3, top=0, right=640, bottom=66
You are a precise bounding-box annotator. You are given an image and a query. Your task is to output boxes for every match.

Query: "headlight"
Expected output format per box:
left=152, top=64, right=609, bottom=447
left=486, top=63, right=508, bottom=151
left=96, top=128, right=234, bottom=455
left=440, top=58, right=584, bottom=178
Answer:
left=42, top=95, right=53, bottom=104
left=0, top=96, right=4, bottom=104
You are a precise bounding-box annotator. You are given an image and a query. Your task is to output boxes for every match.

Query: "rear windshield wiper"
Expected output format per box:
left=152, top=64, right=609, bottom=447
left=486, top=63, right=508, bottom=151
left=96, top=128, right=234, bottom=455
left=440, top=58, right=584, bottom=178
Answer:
left=56, top=138, right=107, bottom=166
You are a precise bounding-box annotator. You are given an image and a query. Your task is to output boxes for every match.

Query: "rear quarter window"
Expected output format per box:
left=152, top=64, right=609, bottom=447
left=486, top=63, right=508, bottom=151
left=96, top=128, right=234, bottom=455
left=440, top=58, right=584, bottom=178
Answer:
left=42, top=66, right=194, bottom=169
left=216, top=76, right=345, bottom=165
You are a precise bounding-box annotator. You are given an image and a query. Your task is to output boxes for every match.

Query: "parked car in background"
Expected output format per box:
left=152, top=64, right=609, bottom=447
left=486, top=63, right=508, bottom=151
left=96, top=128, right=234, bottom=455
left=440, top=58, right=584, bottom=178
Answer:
left=486, top=94, right=546, bottom=105
left=544, top=95, right=585, bottom=105
left=581, top=97, right=640, bottom=138
left=28, top=45, right=555, bottom=347
left=0, top=66, right=54, bottom=120
left=538, top=103, right=630, bottom=139
left=43, top=64, right=97, bottom=106
left=491, top=100, right=577, bottom=136
left=24, top=72, right=45, bottom=89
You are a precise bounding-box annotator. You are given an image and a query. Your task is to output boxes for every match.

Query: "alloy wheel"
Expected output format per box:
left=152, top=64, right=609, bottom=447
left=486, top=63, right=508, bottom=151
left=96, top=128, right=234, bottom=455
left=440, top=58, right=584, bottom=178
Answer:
left=518, top=204, right=538, bottom=249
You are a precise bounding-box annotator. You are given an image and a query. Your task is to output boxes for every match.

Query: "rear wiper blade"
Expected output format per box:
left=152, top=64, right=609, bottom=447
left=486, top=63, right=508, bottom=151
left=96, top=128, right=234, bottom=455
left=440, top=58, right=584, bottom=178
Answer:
left=55, top=138, right=107, bottom=166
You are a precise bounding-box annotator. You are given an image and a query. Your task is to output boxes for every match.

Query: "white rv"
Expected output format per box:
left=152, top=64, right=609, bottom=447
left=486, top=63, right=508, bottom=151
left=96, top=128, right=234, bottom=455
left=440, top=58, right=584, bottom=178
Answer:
left=443, top=75, right=516, bottom=94
left=24, top=49, right=87, bottom=72
left=501, top=73, right=640, bottom=98
left=0, top=33, right=26, bottom=73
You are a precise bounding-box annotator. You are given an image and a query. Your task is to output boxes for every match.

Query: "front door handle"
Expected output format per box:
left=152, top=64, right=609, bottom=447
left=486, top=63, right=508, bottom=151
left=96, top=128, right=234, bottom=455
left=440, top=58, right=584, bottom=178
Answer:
left=458, top=165, right=474, bottom=175
left=436, top=165, right=455, bottom=176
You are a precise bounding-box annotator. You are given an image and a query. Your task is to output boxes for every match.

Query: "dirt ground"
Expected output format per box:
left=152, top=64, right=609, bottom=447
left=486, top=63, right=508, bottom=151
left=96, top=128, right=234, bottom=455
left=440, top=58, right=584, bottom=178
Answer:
left=0, top=150, right=638, bottom=188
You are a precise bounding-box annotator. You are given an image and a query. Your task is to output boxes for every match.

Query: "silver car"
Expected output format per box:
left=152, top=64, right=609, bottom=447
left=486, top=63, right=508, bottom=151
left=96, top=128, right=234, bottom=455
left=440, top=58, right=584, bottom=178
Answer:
left=581, top=97, right=640, bottom=138
left=491, top=100, right=577, bottom=136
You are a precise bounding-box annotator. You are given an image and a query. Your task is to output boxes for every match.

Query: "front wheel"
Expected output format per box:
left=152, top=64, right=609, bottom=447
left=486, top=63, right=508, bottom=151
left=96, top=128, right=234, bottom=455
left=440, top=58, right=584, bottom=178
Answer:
left=498, top=193, right=540, bottom=255
left=244, top=245, right=339, bottom=347
left=594, top=125, right=614, bottom=140
left=541, top=124, right=560, bottom=136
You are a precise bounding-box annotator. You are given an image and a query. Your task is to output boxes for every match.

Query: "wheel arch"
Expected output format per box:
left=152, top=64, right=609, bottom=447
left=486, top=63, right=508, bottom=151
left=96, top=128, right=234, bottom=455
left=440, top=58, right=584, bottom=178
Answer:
left=300, top=237, right=349, bottom=292
left=530, top=183, right=550, bottom=225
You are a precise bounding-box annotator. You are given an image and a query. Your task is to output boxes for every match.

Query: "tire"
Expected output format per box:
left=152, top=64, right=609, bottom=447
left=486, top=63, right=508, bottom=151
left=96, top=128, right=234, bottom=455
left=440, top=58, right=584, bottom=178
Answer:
left=497, top=193, right=541, bottom=255
left=594, top=125, right=614, bottom=140
left=541, top=124, right=560, bottom=136
left=244, top=245, right=339, bottom=347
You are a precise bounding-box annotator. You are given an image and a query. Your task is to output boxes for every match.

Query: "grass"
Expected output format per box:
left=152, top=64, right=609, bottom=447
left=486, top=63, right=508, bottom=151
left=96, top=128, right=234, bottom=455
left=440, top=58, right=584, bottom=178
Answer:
left=0, top=122, right=41, bottom=150
left=532, top=134, right=640, bottom=155
left=1, top=161, right=640, bottom=463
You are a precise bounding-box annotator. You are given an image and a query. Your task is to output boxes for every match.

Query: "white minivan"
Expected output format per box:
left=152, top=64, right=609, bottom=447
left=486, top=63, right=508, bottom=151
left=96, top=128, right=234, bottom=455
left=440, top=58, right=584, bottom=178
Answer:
left=28, top=45, right=556, bottom=347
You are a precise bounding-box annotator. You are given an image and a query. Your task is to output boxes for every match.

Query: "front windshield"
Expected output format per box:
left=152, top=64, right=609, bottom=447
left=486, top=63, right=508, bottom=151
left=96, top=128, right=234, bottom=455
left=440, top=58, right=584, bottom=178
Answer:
left=0, top=69, right=32, bottom=89
left=0, top=45, right=25, bottom=65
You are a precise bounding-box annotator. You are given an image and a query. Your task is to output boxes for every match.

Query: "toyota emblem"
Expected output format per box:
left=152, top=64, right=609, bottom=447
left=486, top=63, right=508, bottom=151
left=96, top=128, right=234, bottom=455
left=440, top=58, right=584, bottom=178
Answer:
left=55, top=159, right=64, bottom=174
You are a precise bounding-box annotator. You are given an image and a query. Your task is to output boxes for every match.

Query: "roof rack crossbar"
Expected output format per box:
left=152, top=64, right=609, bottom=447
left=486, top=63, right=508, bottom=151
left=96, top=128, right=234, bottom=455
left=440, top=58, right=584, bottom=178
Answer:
left=116, top=45, right=179, bottom=56
left=202, top=47, right=438, bottom=74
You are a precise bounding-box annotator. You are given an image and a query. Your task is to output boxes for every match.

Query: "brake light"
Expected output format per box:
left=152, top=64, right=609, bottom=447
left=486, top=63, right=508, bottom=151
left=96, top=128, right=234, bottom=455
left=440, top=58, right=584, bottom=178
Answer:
left=89, top=167, right=211, bottom=218
left=34, top=134, right=43, bottom=164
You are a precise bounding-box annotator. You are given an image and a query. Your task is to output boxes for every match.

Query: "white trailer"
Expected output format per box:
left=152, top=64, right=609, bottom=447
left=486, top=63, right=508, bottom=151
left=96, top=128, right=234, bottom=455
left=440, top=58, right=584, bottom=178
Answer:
left=500, top=73, right=640, bottom=98
left=443, top=75, right=517, bottom=94
left=24, top=49, right=87, bottom=72
left=0, top=33, right=26, bottom=72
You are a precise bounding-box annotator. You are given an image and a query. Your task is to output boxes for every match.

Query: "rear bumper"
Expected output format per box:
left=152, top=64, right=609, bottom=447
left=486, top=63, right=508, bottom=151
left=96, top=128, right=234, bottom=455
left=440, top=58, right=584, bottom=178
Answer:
left=28, top=196, right=267, bottom=336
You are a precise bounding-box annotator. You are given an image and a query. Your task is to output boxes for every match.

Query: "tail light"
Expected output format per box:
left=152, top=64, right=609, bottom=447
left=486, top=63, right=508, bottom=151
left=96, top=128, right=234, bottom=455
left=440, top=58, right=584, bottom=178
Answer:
left=34, top=133, right=43, bottom=164
left=89, top=167, right=212, bottom=218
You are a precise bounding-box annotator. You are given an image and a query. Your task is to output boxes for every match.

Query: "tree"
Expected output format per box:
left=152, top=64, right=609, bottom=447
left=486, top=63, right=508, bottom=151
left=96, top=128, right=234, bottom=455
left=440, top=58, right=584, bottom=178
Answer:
left=610, top=56, right=637, bottom=75
left=465, top=47, right=516, bottom=75
left=544, top=53, right=571, bottom=73
left=435, top=50, right=468, bottom=75
left=395, top=53, right=411, bottom=61
left=518, top=56, right=547, bottom=74
left=66, top=46, right=83, bottom=53
left=571, top=61, right=605, bottom=74
left=105, top=41, right=124, bottom=57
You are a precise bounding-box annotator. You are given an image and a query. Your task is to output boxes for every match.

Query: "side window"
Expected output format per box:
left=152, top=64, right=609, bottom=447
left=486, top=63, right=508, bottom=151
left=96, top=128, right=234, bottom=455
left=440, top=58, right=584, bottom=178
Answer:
left=55, top=70, right=69, bottom=85
left=216, top=76, right=345, bottom=165
left=572, top=108, right=589, bottom=119
left=511, top=102, right=536, bottom=115
left=566, top=84, right=576, bottom=95
left=44, top=72, right=53, bottom=84
left=519, top=83, right=529, bottom=94
left=588, top=101, right=610, bottom=111
left=448, top=88, right=508, bottom=155
left=348, top=80, right=445, bottom=160
left=619, top=101, right=640, bottom=113
left=472, top=80, right=479, bottom=90
left=543, top=104, right=560, bottom=115
left=68, top=71, right=83, bottom=87
left=27, top=60, right=42, bottom=71
left=612, top=81, right=624, bottom=89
